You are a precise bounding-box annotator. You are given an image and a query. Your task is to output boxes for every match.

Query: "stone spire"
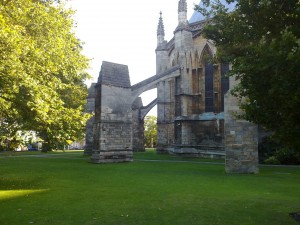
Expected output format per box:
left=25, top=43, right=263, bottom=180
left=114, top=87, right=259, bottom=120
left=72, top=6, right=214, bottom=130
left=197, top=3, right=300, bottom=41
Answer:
left=157, top=11, right=165, bottom=36
left=178, top=0, right=187, bottom=12
left=178, top=0, right=188, bottom=25
left=157, top=11, right=165, bottom=46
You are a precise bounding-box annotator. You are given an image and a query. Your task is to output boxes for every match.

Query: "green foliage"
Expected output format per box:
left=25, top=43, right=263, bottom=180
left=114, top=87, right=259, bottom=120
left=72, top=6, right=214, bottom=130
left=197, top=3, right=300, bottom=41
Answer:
left=0, top=130, right=38, bottom=151
left=0, top=0, right=91, bottom=151
left=144, top=115, right=157, bottom=147
left=196, top=1, right=300, bottom=151
left=259, top=137, right=300, bottom=165
left=264, top=156, right=281, bottom=165
left=273, top=147, right=300, bottom=165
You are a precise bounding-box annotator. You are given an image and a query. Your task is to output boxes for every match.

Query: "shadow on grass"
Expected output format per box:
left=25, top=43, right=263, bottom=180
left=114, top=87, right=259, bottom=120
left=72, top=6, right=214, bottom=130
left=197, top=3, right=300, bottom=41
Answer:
left=0, top=177, right=45, bottom=190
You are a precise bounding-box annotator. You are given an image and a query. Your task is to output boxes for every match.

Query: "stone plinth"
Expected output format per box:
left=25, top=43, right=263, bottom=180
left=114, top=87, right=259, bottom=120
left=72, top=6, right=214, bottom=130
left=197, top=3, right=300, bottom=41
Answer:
left=91, top=150, right=133, bottom=163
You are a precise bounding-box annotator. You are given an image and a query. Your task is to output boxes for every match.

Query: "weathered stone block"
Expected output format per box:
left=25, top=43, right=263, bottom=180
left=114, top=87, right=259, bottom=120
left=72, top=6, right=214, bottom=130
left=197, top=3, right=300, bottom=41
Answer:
left=91, top=62, right=133, bottom=163
left=224, top=79, right=259, bottom=174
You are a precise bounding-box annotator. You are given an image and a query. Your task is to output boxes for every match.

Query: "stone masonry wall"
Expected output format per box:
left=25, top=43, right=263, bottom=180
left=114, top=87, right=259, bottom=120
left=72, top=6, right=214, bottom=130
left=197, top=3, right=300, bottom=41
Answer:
left=91, top=62, right=133, bottom=163
left=224, top=77, right=259, bottom=173
left=132, top=97, right=145, bottom=152
left=84, top=83, right=96, bottom=155
left=156, top=78, right=175, bottom=153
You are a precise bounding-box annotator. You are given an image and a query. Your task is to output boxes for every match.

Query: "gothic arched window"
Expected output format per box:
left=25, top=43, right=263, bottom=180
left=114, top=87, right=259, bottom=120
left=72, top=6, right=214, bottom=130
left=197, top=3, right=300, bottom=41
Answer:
left=205, top=61, right=214, bottom=112
left=201, top=44, right=214, bottom=113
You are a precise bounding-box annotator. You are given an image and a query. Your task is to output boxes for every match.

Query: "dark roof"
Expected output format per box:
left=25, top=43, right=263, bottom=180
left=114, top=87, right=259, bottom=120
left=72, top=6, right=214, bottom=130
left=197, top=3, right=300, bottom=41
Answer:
left=189, top=2, right=205, bottom=24
left=98, top=61, right=131, bottom=88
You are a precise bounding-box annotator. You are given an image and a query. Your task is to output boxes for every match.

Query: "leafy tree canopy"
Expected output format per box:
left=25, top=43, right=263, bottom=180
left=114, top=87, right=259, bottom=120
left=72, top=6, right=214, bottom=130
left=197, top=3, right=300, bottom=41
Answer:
left=0, top=0, right=91, bottom=151
left=144, top=116, right=157, bottom=148
left=196, top=0, right=300, bottom=151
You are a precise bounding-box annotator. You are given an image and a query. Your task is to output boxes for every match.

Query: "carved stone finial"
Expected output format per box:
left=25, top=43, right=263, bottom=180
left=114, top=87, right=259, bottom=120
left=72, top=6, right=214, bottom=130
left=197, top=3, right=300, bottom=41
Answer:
left=178, top=0, right=187, bottom=13
left=157, top=11, right=165, bottom=36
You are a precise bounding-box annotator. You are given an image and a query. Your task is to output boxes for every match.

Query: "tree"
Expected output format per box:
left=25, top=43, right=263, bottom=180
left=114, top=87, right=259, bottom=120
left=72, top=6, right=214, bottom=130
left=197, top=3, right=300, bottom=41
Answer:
left=0, top=0, right=91, bottom=151
left=144, top=116, right=157, bottom=148
left=196, top=0, right=300, bottom=151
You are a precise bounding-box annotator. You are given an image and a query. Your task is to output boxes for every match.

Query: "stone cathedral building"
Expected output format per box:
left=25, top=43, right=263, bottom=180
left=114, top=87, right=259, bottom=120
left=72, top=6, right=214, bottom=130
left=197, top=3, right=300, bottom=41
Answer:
left=155, top=5, right=229, bottom=157
left=86, top=0, right=259, bottom=173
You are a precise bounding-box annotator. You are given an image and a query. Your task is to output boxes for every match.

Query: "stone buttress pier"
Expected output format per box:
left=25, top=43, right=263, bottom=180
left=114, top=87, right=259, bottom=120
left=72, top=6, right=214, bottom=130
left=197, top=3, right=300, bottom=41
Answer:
left=224, top=76, right=259, bottom=173
left=91, top=61, right=133, bottom=163
left=84, top=83, right=96, bottom=155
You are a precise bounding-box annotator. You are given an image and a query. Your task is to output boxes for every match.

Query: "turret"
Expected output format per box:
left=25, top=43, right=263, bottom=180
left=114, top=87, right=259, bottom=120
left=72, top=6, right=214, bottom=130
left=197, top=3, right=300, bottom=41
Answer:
left=174, top=0, right=192, bottom=49
left=157, top=11, right=165, bottom=47
left=155, top=11, right=168, bottom=74
left=178, top=0, right=188, bottom=25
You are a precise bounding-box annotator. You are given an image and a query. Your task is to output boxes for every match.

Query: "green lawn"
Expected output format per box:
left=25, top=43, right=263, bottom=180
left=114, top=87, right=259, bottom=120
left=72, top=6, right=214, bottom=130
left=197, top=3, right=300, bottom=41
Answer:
left=0, top=150, right=299, bottom=225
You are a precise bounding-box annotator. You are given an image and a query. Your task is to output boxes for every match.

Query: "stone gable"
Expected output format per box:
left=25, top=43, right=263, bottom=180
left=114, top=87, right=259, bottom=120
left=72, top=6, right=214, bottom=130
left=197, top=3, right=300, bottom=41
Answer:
left=98, top=61, right=131, bottom=88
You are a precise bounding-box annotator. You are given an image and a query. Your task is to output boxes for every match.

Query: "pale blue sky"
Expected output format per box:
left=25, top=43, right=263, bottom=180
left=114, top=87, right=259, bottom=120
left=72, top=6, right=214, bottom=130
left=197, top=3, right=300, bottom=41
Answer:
left=67, top=0, right=198, bottom=114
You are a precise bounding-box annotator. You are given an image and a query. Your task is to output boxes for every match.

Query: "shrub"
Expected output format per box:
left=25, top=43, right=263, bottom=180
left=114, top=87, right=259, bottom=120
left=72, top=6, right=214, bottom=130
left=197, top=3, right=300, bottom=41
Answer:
left=264, top=156, right=281, bottom=165
left=274, top=147, right=300, bottom=165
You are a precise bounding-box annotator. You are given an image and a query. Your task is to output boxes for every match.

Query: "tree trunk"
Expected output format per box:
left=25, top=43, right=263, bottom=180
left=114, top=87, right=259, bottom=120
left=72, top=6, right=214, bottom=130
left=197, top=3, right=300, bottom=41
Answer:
left=41, top=132, right=52, bottom=152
